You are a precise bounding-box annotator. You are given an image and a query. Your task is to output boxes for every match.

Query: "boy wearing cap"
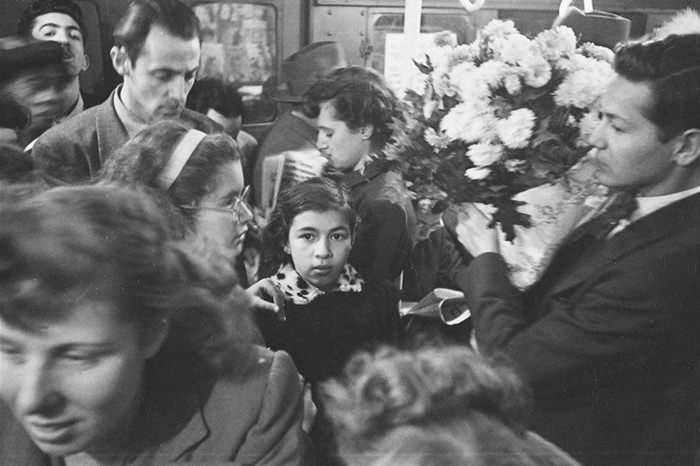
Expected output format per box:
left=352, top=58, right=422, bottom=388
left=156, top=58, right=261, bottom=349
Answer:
left=30, top=0, right=219, bottom=185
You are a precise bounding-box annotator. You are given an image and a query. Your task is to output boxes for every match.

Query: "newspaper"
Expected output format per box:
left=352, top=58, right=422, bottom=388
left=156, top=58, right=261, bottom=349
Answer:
left=259, top=150, right=327, bottom=212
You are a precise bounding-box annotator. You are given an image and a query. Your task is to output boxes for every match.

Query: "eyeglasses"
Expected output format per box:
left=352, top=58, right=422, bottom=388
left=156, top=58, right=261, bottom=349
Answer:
left=180, top=185, right=255, bottom=226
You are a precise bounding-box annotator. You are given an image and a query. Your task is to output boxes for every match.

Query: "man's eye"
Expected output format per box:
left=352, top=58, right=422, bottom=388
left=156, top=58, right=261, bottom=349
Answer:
left=61, top=352, right=99, bottom=364
left=300, top=233, right=314, bottom=240
left=331, top=233, right=348, bottom=241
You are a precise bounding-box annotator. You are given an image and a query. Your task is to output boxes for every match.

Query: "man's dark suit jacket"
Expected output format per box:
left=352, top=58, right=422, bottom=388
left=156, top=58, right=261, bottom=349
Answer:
left=31, top=88, right=220, bottom=185
left=463, top=192, right=700, bottom=466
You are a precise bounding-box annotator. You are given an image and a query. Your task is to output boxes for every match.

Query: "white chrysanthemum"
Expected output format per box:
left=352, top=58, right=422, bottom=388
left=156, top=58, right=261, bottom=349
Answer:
left=577, top=42, right=614, bottom=63
left=503, top=71, right=522, bottom=95
left=497, top=108, right=536, bottom=149
left=440, top=103, right=497, bottom=144
left=554, top=61, right=614, bottom=108
left=534, top=26, right=577, bottom=62
left=447, top=43, right=477, bottom=70
left=493, top=33, right=534, bottom=65
left=465, top=166, right=491, bottom=180
left=467, top=142, right=503, bottom=167
left=480, top=19, right=518, bottom=42
left=521, top=55, right=551, bottom=88
left=424, top=127, right=451, bottom=149
left=450, top=61, right=483, bottom=97
left=431, top=72, right=456, bottom=98
left=504, top=159, right=527, bottom=172
left=476, top=60, right=508, bottom=90
left=577, top=110, right=603, bottom=146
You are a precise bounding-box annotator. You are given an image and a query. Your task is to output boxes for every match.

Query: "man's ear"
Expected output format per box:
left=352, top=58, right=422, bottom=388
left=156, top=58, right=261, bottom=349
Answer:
left=283, top=243, right=291, bottom=254
left=673, top=128, right=700, bottom=167
left=110, top=46, right=130, bottom=77
left=81, top=53, right=90, bottom=73
left=142, top=317, right=170, bottom=359
left=359, top=124, right=374, bottom=140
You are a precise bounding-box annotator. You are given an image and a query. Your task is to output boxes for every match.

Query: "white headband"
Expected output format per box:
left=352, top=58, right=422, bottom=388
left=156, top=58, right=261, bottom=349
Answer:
left=157, top=129, right=207, bottom=190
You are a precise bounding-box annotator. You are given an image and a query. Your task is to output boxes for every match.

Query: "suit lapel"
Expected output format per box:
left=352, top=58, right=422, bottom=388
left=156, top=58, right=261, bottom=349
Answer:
left=95, top=89, right=128, bottom=164
left=546, top=192, right=700, bottom=297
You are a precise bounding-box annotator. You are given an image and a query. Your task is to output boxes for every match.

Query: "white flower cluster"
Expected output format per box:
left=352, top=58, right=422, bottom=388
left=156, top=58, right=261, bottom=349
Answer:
left=420, top=19, right=615, bottom=181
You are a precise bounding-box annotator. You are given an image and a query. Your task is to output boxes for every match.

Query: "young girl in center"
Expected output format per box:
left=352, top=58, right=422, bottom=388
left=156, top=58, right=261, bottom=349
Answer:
left=250, top=176, right=403, bottom=464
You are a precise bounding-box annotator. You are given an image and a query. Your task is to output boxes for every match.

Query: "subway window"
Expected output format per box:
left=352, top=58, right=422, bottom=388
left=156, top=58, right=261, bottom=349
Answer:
left=193, top=2, right=277, bottom=123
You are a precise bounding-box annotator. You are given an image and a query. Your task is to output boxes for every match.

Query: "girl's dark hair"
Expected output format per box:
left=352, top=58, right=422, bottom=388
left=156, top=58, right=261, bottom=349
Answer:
left=99, top=119, right=241, bottom=230
left=614, top=34, right=700, bottom=142
left=304, top=66, right=404, bottom=152
left=260, top=176, right=357, bottom=275
left=0, top=184, right=255, bottom=373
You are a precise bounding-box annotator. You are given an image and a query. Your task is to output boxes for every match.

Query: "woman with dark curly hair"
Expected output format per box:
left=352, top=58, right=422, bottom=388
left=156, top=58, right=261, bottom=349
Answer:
left=0, top=184, right=309, bottom=465
left=250, top=176, right=403, bottom=465
left=322, top=345, right=581, bottom=466
left=304, top=66, right=416, bottom=283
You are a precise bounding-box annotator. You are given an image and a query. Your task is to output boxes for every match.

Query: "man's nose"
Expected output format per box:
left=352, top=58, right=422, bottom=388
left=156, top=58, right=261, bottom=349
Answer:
left=52, top=29, right=70, bottom=44
left=16, top=360, right=64, bottom=418
left=588, top=120, right=607, bottom=149
left=168, top=77, right=187, bottom=102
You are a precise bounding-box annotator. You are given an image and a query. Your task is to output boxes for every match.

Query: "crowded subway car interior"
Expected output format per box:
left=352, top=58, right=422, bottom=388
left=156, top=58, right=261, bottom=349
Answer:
left=0, top=0, right=695, bottom=142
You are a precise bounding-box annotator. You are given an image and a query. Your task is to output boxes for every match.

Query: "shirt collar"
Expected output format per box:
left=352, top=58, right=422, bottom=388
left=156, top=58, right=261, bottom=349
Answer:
left=270, top=263, right=363, bottom=305
left=113, top=84, right=149, bottom=138
left=632, top=185, right=700, bottom=222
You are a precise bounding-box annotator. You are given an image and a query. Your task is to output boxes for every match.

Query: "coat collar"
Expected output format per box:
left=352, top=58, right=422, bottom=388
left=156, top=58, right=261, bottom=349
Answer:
left=96, top=88, right=129, bottom=165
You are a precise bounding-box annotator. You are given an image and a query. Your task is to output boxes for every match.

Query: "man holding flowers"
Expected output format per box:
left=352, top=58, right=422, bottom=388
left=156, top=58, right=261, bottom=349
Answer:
left=457, top=34, right=700, bottom=466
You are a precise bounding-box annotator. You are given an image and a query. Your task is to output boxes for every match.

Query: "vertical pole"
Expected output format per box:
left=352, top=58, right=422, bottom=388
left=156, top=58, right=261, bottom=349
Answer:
left=402, top=0, right=423, bottom=93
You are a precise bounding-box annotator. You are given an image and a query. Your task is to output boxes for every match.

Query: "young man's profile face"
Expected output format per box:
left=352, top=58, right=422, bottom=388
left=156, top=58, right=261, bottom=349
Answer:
left=31, top=12, right=88, bottom=78
left=588, top=76, right=680, bottom=197
left=117, top=24, right=200, bottom=123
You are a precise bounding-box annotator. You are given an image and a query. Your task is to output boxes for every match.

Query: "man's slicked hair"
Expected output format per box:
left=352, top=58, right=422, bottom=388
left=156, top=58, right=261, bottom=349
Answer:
left=614, top=34, right=700, bottom=142
left=112, top=0, right=200, bottom=63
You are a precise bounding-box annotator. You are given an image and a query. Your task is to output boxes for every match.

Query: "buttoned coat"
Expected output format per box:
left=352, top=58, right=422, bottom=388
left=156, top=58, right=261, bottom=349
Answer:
left=31, top=89, right=220, bottom=185
left=463, top=192, right=700, bottom=466
left=0, top=346, right=310, bottom=466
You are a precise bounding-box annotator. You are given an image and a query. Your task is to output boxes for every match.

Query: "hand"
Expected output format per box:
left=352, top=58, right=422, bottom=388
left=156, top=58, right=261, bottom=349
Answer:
left=301, top=382, right=317, bottom=433
left=454, top=203, right=500, bottom=256
left=246, top=278, right=286, bottom=321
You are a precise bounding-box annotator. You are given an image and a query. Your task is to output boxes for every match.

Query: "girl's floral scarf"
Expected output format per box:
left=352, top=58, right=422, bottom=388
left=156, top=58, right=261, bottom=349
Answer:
left=270, top=263, right=363, bottom=305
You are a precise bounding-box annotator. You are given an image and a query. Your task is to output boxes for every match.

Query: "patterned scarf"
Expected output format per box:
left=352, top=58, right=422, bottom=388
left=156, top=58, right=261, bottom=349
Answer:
left=270, top=263, right=364, bottom=305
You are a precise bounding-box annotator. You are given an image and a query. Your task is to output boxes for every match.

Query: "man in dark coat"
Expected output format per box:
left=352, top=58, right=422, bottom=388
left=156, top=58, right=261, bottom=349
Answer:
left=455, top=34, right=700, bottom=466
left=31, top=0, right=219, bottom=184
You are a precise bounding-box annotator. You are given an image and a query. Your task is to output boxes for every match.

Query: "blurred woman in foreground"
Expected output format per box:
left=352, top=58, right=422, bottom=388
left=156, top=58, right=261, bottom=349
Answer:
left=0, top=184, right=309, bottom=465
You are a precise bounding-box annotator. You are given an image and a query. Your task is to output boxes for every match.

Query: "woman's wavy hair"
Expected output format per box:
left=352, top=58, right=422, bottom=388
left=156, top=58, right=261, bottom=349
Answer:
left=321, top=345, right=535, bottom=465
left=99, top=119, right=241, bottom=232
left=260, top=176, right=357, bottom=276
left=614, top=34, right=700, bottom=142
left=304, top=66, right=404, bottom=152
left=0, top=184, right=256, bottom=373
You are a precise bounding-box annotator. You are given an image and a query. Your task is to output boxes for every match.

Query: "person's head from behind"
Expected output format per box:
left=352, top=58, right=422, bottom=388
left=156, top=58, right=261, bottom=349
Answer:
left=305, top=66, right=402, bottom=172
left=270, top=41, right=347, bottom=107
left=17, top=0, right=89, bottom=78
left=0, top=185, right=187, bottom=458
left=322, top=345, right=534, bottom=466
left=100, top=120, right=253, bottom=256
left=0, top=38, right=71, bottom=145
left=589, top=34, right=700, bottom=196
left=262, top=177, right=357, bottom=290
left=110, top=0, right=201, bottom=123
left=186, top=78, right=245, bottom=138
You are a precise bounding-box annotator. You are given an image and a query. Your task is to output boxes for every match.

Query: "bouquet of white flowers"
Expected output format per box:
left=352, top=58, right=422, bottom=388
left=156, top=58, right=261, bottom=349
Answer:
left=394, top=19, right=615, bottom=241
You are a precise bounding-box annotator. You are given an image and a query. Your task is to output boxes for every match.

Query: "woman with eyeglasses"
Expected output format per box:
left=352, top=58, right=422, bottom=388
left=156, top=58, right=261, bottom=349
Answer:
left=99, top=120, right=254, bottom=261
left=0, top=184, right=310, bottom=465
